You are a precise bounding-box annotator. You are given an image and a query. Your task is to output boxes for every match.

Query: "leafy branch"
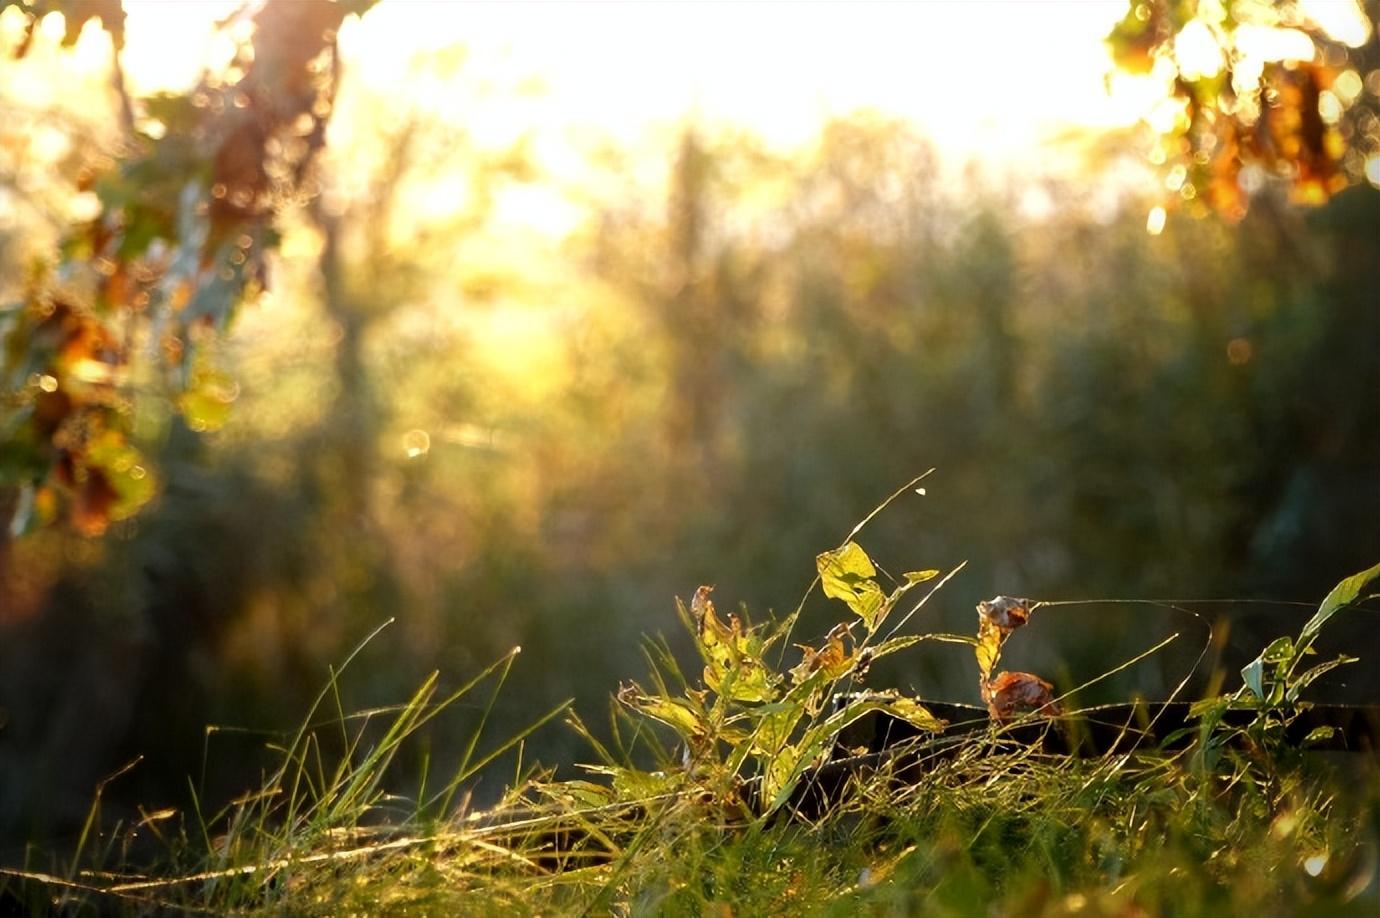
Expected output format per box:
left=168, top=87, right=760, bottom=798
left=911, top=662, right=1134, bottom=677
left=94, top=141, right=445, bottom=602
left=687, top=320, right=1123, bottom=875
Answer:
left=0, top=0, right=374, bottom=537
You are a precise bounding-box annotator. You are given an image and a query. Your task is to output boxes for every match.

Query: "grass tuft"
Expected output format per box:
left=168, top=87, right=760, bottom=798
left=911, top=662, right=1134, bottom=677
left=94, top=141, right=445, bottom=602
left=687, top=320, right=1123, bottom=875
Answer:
left=3, top=515, right=1379, bottom=915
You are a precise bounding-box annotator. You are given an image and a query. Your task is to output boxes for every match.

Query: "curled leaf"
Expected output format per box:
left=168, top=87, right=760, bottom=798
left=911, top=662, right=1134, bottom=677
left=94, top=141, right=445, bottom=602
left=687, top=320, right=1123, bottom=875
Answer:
left=977, top=596, right=1032, bottom=631
left=789, top=623, right=853, bottom=685
left=689, top=586, right=778, bottom=703
left=984, top=671, right=1061, bottom=722
left=690, top=584, right=715, bottom=623
left=975, top=596, right=1034, bottom=683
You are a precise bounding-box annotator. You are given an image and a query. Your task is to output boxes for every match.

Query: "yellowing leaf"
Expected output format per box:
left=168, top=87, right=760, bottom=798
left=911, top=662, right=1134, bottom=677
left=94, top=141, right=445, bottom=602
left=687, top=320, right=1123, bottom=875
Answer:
left=817, top=542, right=887, bottom=629
left=80, top=429, right=157, bottom=529
left=789, top=623, right=854, bottom=685
left=876, top=695, right=944, bottom=733
left=690, top=586, right=779, bottom=703
left=975, top=618, right=1003, bottom=683
left=903, top=570, right=940, bottom=584
left=761, top=746, right=803, bottom=807
left=178, top=367, right=239, bottom=432
left=617, top=684, right=706, bottom=741
left=749, top=704, right=800, bottom=756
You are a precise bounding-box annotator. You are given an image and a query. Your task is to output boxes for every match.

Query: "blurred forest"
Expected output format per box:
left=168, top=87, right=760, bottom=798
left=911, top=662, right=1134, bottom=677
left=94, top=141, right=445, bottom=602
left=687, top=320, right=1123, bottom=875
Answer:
left=1, top=0, right=1378, bottom=851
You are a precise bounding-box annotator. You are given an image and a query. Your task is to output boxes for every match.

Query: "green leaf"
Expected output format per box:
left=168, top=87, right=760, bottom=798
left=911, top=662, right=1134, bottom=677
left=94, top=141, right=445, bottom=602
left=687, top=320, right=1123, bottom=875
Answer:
left=869, top=633, right=979, bottom=665
left=535, top=779, right=615, bottom=808
left=1302, top=726, right=1337, bottom=747
left=600, top=766, right=681, bottom=801
left=1240, top=657, right=1264, bottom=700
left=760, top=693, right=943, bottom=814
left=1286, top=654, right=1359, bottom=703
left=869, top=635, right=925, bottom=660
left=1299, top=560, right=1380, bottom=648
left=903, top=570, right=940, bottom=584
left=762, top=746, right=804, bottom=808
left=918, top=632, right=980, bottom=647
left=704, top=659, right=778, bottom=704
left=1188, top=695, right=1230, bottom=721
left=1260, top=635, right=1294, bottom=665
left=620, top=692, right=705, bottom=741
left=817, top=542, right=887, bottom=629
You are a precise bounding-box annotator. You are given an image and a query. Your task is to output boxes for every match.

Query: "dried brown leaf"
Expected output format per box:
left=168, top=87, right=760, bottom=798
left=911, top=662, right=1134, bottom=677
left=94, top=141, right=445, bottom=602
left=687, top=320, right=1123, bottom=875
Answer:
left=984, top=671, right=1061, bottom=722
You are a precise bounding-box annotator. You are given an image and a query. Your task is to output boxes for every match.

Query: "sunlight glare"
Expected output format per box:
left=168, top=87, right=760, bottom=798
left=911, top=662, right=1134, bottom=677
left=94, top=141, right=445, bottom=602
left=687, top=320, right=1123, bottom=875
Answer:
left=1234, top=26, right=1317, bottom=64
left=117, top=0, right=1150, bottom=175
left=1145, top=205, right=1166, bottom=235
left=1365, top=155, right=1380, bottom=188
left=1300, top=0, right=1372, bottom=47
left=120, top=0, right=242, bottom=94
left=403, top=429, right=431, bottom=459
left=1174, top=20, right=1224, bottom=79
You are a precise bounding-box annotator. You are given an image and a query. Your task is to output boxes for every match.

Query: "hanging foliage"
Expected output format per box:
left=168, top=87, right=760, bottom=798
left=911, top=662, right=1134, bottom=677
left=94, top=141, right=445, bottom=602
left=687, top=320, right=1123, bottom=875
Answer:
left=0, top=0, right=374, bottom=536
left=1109, top=0, right=1380, bottom=218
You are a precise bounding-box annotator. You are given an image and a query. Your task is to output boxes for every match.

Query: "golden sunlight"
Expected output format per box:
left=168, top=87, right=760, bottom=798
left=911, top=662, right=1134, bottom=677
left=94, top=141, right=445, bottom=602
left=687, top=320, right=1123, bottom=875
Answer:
left=117, top=0, right=1152, bottom=167
left=5, top=0, right=1380, bottom=907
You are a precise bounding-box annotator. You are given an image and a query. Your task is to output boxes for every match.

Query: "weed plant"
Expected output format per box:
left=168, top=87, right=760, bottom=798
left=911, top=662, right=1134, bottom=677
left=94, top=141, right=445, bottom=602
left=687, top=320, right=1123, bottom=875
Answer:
left=3, top=481, right=1378, bottom=915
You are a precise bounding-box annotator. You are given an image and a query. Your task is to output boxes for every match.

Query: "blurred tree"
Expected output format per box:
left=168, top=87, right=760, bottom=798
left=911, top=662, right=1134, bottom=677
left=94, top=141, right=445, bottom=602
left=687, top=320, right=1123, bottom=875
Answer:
left=662, top=129, right=721, bottom=466
left=0, top=0, right=373, bottom=540
left=1109, top=0, right=1380, bottom=217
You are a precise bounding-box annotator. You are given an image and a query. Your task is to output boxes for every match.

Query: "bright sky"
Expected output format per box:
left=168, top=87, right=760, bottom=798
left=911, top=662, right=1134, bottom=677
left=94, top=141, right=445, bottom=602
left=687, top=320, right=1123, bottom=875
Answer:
left=32, top=0, right=1357, bottom=171
left=112, top=0, right=1373, bottom=165
left=119, top=1, right=1149, bottom=159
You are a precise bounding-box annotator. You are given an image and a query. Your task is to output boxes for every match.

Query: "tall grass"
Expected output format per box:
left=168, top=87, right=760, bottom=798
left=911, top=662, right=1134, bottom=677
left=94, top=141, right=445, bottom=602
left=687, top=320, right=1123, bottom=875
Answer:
left=3, top=502, right=1378, bottom=915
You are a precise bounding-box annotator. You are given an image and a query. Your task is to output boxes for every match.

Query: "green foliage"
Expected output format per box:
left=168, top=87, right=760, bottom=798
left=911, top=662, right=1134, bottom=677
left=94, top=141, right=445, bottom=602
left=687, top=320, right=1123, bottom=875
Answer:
left=614, top=535, right=950, bottom=816
left=1184, top=559, right=1379, bottom=779
left=3, top=16, right=1378, bottom=887
left=1235, top=558, right=1379, bottom=708
left=1301, top=559, right=1380, bottom=650
left=816, top=542, right=886, bottom=629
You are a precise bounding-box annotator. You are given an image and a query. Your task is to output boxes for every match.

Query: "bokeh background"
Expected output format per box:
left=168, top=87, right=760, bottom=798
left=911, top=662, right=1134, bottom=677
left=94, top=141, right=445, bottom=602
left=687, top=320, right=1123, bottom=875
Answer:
left=1, top=0, right=1378, bottom=851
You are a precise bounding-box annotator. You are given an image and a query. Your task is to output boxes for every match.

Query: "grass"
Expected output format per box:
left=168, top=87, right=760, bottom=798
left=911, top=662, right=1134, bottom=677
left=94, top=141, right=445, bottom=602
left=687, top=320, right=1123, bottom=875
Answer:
left=3, top=490, right=1378, bottom=915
